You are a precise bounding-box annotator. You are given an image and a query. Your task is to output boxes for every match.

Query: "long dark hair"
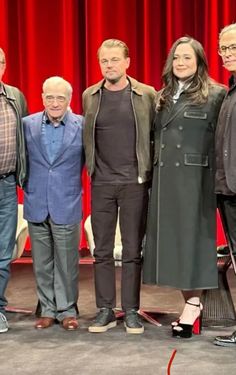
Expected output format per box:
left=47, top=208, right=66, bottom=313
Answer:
left=158, top=36, right=210, bottom=111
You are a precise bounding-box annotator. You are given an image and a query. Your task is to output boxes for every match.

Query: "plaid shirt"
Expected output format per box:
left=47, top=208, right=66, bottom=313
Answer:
left=0, top=84, right=17, bottom=174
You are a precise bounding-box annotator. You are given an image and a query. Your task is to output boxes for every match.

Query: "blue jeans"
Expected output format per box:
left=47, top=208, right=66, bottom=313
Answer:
left=0, top=175, right=17, bottom=312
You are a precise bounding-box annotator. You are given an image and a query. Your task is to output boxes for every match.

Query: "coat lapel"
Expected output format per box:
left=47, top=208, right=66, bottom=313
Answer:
left=161, top=94, right=188, bottom=128
left=28, top=113, right=51, bottom=164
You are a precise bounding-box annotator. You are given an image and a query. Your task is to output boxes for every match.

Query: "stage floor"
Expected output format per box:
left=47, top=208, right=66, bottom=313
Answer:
left=2, top=262, right=236, bottom=375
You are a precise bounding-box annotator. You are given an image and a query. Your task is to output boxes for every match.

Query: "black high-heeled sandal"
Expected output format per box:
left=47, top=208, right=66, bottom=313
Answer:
left=171, top=302, right=203, bottom=327
left=172, top=301, right=202, bottom=338
left=171, top=319, right=180, bottom=327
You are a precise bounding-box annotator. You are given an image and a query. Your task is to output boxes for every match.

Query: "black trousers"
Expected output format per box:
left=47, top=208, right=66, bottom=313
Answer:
left=217, top=194, right=236, bottom=254
left=91, top=183, right=149, bottom=310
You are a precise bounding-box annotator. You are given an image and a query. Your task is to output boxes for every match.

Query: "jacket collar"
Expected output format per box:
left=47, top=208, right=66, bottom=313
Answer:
left=0, top=83, right=5, bottom=95
left=28, top=111, right=80, bottom=165
left=90, top=76, right=143, bottom=96
left=1, top=83, right=16, bottom=100
left=43, top=110, right=68, bottom=126
left=228, top=75, right=236, bottom=93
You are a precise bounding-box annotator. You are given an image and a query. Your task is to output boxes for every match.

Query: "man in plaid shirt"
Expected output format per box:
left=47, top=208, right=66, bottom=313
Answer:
left=0, top=47, right=27, bottom=333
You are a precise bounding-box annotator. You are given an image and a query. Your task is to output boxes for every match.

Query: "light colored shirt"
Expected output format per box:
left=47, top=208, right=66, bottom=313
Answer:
left=41, top=112, right=66, bottom=164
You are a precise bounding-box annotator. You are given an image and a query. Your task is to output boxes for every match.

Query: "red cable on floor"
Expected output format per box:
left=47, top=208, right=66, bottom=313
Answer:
left=167, top=349, right=177, bottom=374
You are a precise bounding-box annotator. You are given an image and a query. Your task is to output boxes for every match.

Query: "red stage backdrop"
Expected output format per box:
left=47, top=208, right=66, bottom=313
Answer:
left=0, top=0, right=233, bottom=248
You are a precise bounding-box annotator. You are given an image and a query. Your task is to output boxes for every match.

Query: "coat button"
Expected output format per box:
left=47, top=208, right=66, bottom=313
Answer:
left=175, top=162, right=180, bottom=167
left=163, top=127, right=167, bottom=131
left=160, top=161, right=164, bottom=167
left=178, top=126, right=183, bottom=130
left=176, top=144, right=181, bottom=149
left=161, top=144, right=165, bottom=149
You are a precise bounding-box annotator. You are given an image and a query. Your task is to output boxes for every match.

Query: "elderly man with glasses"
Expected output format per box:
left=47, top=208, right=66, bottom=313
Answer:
left=214, top=23, right=236, bottom=347
left=23, top=76, right=84, bottom=331
left=0, top=48, right=27, bottom=333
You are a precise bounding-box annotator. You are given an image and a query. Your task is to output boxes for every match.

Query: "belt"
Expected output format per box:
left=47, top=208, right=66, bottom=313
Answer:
left=0, top=171, right=15, bottom=180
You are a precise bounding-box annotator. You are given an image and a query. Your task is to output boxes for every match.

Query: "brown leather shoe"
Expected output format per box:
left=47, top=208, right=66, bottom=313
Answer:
left=62, top=317, right=78, bottom=331
left=35, top=317, right=54, bottom=329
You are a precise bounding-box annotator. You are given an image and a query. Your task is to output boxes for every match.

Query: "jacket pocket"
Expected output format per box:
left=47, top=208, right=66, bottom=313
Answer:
left=184, top=153, right=208, bottom=167
left=183, top=111, right=207, bottom=119
left=67, top=186, right=81, bottom=195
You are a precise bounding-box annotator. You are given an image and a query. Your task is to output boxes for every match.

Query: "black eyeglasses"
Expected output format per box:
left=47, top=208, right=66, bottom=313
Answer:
left=218, top=44, right=236, bottom=56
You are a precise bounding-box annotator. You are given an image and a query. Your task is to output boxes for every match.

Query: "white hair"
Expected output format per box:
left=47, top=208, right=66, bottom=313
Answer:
left=42, top=76, right=73, bottom=98
left=219, top=23, right=236, bottom=39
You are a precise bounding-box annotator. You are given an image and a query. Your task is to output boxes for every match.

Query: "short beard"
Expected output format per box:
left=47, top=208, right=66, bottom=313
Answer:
left=106, top=77, right=121, bottom=84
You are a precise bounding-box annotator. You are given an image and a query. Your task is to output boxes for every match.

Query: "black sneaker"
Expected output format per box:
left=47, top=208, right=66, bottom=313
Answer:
left=88, top=308, right=117, bottom=333
left=124, top=309, right=144, bottom=334
left=217, top=245, right=230, bottom=257
left=214, top=331, right=236, bottom=347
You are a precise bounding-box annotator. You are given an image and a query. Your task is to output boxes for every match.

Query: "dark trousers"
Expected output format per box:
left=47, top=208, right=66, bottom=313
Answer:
left=91, top=183, right=149, bottom=310
left=217, top=194, right=236, bottom=254
left=28, top=218, right=80, bottom=321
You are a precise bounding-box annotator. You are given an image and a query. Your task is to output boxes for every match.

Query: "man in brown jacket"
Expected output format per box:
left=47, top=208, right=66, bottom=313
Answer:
left=83, top=39, right=156, bottom=334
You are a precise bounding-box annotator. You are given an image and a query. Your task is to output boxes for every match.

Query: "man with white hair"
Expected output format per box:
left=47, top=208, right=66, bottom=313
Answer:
left=0, top=47, right=27, bottom=333
left=23, top=76, right=84, bottom=331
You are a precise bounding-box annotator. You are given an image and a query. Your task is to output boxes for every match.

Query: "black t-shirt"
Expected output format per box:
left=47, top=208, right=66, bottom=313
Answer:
left=93, top=84, right=138, bottom=184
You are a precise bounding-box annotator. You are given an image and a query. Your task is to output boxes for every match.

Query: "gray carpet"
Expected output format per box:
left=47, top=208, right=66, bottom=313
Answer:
left=1, top=262, right=236, bottom=375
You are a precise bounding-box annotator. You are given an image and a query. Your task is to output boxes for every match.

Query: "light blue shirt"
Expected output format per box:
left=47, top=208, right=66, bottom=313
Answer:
left=41, top=112, right=66, bottom=164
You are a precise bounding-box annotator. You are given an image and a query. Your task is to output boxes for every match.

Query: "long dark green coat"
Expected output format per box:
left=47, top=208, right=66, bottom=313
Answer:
left=143, top=84, right=226, bottom=290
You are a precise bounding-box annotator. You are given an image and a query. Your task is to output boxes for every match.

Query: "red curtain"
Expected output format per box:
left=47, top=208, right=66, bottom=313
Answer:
left=1, top=0, right=233, bottom=247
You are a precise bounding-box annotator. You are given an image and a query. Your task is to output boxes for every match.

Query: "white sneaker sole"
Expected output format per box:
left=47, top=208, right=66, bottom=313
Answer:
left=0, top=327, right=9, bottom=333
left=124, top=322, right=144, bottom=334
left=88, top=320, right=117, bottom=333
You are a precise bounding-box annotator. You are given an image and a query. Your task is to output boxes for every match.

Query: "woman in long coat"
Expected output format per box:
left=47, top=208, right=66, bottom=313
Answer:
left=143, top=37, right=226, bottom=338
